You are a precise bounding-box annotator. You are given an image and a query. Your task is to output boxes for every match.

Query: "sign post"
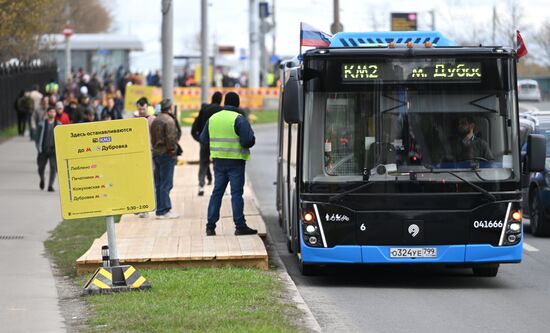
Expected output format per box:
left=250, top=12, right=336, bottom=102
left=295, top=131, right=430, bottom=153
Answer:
left=55, top=118, right=155, bottom=294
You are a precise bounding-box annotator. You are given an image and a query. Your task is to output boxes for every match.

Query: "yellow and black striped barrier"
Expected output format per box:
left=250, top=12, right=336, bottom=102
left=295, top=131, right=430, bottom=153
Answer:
left=83, top=265, right=151, bottom=295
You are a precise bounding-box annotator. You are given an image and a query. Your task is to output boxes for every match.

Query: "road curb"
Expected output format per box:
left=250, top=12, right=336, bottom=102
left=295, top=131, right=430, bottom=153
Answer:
left=247, top=180, right=322, bottom=333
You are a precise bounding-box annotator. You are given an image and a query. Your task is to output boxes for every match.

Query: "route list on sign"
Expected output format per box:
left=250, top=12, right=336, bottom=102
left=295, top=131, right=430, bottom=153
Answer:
left=54, top=118, right=156, bottom=220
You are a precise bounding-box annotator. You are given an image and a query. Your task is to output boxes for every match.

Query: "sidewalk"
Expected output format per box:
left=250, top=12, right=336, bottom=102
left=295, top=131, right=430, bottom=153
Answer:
left=0, top=135, right=64, bottom=332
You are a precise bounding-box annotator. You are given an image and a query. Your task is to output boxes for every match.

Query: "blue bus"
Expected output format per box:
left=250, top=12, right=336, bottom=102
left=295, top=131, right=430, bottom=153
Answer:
left=276, top=31, right=546, bottom=276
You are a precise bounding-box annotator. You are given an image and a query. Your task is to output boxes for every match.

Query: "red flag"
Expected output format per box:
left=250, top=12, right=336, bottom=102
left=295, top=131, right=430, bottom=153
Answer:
left=516, top=30, right=528, bottom=59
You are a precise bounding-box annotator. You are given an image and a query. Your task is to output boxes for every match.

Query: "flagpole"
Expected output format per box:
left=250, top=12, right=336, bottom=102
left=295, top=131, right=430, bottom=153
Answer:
left=299, top=22, right=303, bottom=57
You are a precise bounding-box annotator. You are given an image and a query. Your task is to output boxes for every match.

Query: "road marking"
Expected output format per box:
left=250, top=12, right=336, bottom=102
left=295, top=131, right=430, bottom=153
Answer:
left=523, top=242, right=540, bottom=252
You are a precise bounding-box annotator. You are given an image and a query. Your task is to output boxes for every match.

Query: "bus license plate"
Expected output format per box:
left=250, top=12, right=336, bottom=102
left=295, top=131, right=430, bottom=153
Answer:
left=389, top=247, right=437, bottom=258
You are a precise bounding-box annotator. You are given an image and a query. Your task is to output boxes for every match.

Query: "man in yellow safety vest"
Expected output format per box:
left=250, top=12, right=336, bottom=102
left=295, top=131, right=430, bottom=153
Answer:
left=199, top=92, right=257, bottom=236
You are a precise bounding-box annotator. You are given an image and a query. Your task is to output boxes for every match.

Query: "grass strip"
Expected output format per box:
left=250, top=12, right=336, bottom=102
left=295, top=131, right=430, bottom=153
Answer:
left=45, top=217, right=298, bottom=332
left=0, top=125, right=18, bottom=140
left=86, top=267, right=296, bottom=333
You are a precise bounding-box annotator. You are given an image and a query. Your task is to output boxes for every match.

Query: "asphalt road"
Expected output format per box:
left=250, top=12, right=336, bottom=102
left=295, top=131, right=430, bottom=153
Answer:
left=247, top=116, right=550, bottom=333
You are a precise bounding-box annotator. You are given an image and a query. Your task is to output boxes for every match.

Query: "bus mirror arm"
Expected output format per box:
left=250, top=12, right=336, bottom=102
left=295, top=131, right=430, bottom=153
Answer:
left=527, top=134, right=546, bottom=172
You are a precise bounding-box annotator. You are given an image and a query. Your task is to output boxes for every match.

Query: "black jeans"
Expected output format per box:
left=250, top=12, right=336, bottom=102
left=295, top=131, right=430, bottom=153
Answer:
left=17, top=112, right=27, bottom=136
left=198, top=143, right=212, bottom=187
left=37, top=151, right=57, bottom=188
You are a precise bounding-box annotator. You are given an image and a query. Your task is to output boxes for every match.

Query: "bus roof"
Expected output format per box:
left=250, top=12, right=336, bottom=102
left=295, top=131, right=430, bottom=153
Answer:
left=329, top=31, right=456, bottom=48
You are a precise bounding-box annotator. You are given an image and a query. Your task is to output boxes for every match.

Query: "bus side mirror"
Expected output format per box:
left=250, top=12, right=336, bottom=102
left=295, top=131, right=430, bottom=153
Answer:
left=527, top=134, right=546, bottom=172
left=282, top=70, right=303, bottom=124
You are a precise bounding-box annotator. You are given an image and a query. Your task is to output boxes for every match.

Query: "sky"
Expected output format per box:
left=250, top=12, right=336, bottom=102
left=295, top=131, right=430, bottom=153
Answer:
left=110, top=0, right=550, bottom=72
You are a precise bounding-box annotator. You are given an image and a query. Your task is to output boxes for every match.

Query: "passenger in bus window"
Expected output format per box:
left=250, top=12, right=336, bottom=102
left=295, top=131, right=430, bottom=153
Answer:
left=453, top=116, right=494, bottom=161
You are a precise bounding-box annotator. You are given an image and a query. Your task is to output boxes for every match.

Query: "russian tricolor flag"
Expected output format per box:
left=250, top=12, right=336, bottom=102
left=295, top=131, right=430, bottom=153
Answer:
left=300, top=22, right=332, bottom=48
left=516, top=30, right=528, bottom=59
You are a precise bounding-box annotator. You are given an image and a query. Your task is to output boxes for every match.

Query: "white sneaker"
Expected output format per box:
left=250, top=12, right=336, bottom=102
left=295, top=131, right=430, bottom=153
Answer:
left=138, top=212, right=149, bottom=218
left=156, top=211, right=180, bottom=219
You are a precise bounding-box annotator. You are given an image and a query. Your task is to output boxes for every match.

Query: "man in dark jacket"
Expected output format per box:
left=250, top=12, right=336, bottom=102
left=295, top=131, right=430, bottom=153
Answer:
left=452, top=116, right=494, bottom=161
left=191, top=91, right=223, bottom=195
left=35, top=106, right=61, bottom=192
left=200, top=92, right=257, bottom=236
left=150, top=99, right=180, bottom=219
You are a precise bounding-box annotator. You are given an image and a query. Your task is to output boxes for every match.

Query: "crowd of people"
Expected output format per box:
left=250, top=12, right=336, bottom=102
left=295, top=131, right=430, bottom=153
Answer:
left=14, top=68, right=136, bottom=193
left=14, top=77, right=259, bottom=235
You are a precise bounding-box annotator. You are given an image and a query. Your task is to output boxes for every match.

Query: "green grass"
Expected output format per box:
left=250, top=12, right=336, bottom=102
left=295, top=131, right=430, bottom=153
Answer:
left=179, top=109, right=279, bottom=126
left=45, top=217, right=299, bottom=333
left=0, top=125, right=17, bottom=138
left=86, top=267, right=297, bottom=333
left=45, top=216, right=121, bottom=277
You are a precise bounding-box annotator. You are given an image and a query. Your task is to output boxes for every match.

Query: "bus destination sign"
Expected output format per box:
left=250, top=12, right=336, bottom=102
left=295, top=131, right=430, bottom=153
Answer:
left=342, top=62, right=482, bottom=82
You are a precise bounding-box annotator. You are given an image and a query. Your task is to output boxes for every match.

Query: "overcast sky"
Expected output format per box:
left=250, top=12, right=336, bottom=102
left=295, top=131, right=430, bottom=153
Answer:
left=110, top=0, right=549, bottom=72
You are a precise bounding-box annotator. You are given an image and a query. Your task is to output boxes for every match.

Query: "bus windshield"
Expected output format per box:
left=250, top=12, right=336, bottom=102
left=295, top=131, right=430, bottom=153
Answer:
left=303, top=56, right=519, bottom=184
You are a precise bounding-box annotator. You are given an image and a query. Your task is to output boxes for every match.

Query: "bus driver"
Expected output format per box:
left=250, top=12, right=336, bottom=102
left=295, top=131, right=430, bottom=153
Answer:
left=453, top=116, right=494, bottom=162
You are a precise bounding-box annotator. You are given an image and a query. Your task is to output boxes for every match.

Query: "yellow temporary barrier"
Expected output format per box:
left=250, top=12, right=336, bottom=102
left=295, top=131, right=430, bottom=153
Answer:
left=54, top=118, right=156, bottom=220
left=123, top=85, right=163, bottom=112
left=124, top=85, right=279, bottom=111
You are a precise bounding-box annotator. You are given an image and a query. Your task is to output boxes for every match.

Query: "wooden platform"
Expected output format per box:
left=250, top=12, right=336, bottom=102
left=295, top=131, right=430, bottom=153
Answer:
left=76, top=133, right=268, bottom=274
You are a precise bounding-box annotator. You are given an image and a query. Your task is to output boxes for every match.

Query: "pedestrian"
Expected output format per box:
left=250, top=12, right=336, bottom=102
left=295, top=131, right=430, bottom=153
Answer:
left=150, top=99, right=180, bottom=219
left=101, top=97, right=122, bottom=120
left=82, top=109, right=97, bottom=122
left=35, top=106, right=61, bottom=192
left=133, top=97, right=156, bottom=218
left=134, top=97, right=156, bottom=128
left=31, top=96, right=49, bottom=139
left=14, top=90, right=32, bottom=136
left=191, top=91, right=223, bottom=196
left=28, top=85, right=43, bottom=140
left=199, top=92, right=257, bottom=236
left=54, top=101, right=70, bottom=124
left=65, top=100, right=79, bottom=123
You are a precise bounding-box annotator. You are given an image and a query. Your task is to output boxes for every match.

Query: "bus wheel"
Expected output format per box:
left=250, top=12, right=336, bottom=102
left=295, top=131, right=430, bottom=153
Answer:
left=472, top=264, right=499, bottom=277
left=530, top=193, right=550, bottom=237
left=298, top=256, right=318, bottom=276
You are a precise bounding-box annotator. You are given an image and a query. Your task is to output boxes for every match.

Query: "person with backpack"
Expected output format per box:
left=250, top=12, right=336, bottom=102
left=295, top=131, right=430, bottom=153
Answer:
left=15, top=90, right=34, bottom=136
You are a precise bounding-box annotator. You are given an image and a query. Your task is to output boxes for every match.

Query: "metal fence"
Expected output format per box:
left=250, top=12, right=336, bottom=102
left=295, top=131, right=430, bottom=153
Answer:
left=0, top=62, right=57, bottom=131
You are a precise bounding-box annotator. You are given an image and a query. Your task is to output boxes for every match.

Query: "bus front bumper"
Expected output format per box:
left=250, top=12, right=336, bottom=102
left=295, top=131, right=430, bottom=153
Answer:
left=301, top=239, right=523, bottom=264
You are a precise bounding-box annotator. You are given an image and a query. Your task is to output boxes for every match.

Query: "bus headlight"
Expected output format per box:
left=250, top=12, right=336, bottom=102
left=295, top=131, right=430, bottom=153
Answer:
left=305, top=225, right=317, bottom=234
left=509, top=223, right=521, bottom=232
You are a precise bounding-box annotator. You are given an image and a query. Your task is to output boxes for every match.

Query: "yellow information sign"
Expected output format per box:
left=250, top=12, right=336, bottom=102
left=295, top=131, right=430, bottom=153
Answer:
left=54, top=118, right=155, bottom=220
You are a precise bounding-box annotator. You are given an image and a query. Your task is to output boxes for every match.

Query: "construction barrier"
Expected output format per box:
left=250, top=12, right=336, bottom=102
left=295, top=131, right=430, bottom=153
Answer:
left=124, top=85, right=280, bottom=111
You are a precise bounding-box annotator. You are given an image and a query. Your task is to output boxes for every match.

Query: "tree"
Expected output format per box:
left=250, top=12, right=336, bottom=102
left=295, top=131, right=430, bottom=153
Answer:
left=535, top=22, right=550, bottom=67
left=49, top=0, right=113, bottom=34
left=0, top=0, right=59, bottom=61
left=496, top=0, right=525, bottom=47
left=0, top=0, right=112, bottom=62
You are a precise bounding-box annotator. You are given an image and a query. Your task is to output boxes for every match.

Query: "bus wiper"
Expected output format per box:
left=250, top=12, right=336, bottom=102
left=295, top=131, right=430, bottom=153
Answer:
left=421, top=166, right=496, bottom=202
left=329, top=181, right=374, bottom=203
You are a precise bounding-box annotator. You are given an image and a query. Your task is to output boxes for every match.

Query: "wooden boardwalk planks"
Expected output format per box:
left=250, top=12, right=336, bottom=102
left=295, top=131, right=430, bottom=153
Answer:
left=75, top=132, right=269, bottom=274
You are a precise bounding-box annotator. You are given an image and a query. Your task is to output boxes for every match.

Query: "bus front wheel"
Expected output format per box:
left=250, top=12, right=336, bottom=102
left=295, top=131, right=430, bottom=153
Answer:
left=298, top=254, right=318, bottom=276
left=472, top=264, right=499, bottom=277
